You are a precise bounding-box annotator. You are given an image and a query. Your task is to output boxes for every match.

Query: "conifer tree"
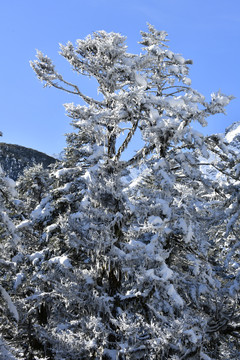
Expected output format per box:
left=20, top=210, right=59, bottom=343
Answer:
left=0, top=136, right=21, bottom=359
left=9, top=25, right=236, bottom=359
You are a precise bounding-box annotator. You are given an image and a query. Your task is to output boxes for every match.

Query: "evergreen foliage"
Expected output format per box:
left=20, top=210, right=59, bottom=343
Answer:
left=0, top=25, right=239, bottom=359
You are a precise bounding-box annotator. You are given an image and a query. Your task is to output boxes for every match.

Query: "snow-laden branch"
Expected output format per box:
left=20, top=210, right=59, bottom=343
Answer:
left=114, top=118, right=140, bottom=161
left=0, top=285, right=19, bottom=322
left=30, top=51, right=102, bottom=106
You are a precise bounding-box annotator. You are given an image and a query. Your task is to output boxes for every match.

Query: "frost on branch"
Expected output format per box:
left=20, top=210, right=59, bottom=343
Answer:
left=9, top=24, right=237, bottom=359
left=0, top=285, right=19, bottom=322
left=209, top=90, right=234, bottom=114
left=30, top=51, right=58, bottom=86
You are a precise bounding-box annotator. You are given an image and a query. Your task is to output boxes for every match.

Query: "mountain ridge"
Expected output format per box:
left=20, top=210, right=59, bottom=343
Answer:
left=0, top=142, right=57, bottom=180
left=225, top=121, right=240, bottom=152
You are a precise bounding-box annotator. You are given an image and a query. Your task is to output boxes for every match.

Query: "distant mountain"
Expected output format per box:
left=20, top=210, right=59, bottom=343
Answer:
left=225, top=121, right=240, bottom=152
left=200, top=121, right=240, bottom=181
left=0, top=143, right=58, bottom=180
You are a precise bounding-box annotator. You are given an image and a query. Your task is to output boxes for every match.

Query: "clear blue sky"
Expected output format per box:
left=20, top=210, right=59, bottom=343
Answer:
left=1, top=0, right=239, bottom=157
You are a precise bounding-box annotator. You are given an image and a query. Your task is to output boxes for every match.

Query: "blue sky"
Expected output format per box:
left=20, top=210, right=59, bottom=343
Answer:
left=1, top=0, right=239, bottom=157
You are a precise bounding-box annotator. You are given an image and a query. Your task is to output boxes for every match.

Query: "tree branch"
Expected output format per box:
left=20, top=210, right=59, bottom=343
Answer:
left=125, top=143, right=156, bottom=167
left=46, top=76, right=103, bottom=107
left=114, top=118, right=140, bottom=161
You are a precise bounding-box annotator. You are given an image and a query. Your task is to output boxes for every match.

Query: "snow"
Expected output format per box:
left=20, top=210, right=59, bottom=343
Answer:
left=235, top=163, right=240, bottom=177
left=225, top=122, right=240, bottom=143
left=81, top=194, right=90, bottom=209
left=164, top=97, right=185, bottom=109
left=184, top=328, right=201, bottom=344
left=174, top=54, right=185, bottom=64
left=165, top=50, right=174, bottom=59
left=168, top=64, right=179, bottom=75
left=0, top=337, right=18, bottom=360
left=13, top=273, right=24, bottom=290
left=178, top=218, right=188, bottom=233
left=88, top=144, right=104, bottom=161
left=159, top=169, right=173, bottom=186
left=135, top=72, right=148, bottom=89
left=0, top=285, right=19, bottom=322
left=148, top=44, right=164, bottom=56
left=49, top=255, right=72, bottom=268
left=46, top=223, right=58, bottom=233
left=7, top=26, right=238, bottom=358
left=29, top=250, right=45, bottom=265
left=159, top=262, right=173, bottom=281
left=155, top=198, right=171, bottom=218
left=4, top=176, right=18, bottom=197
left=142, top=262, right=173, bottom=282
left=55, top=167, right=73, bottom=178
left=81, top=269, right=94, bottom=284
left=167, top=284, right=184, bottom=307
left=12, top=253, right=24, bottom=264
left=111, top=245, right=126, bottom=259
left=1, top=214, right=20, bottom=244
left=16, top=219, right=30, bottom=229
left=210, top=91, right=233, bottom=114
left=56, top=322, right=70, bottom=332
left=125, top=239, right=145, bottom=251
left=145, top=235, right=159, bottom=256
left=183, top=77, right=191, bottom=86
left=200, top=352, right=212, bottom=360
left=31, top=195, right=53, bottom=221
left=148, top=215, right=163, bottom=227
left=150, top=108, right=159, bottom=121
left=82, top=169, right=92, bottom=183
left=185, top=224, right=194, bottom=243
left=145, top=268, right=162, bottom=281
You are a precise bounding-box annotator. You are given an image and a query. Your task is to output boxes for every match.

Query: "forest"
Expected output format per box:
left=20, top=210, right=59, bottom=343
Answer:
left=0, top=24, right=239, bottom=360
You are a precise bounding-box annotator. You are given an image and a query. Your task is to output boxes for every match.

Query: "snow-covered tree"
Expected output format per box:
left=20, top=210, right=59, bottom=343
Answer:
left=17, top=164, right=53, bottom=215
left=8, top=24, right=236, bottom=359
left=0, top=147, right=21, bottom=359
left=0, top=169, right=20, bottom=247
left=198, top=129, right=240, bottom=358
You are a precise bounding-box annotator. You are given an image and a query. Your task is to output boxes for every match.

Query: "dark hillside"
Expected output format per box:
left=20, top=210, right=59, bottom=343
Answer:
left=0, top=143, right=57, bottom=180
